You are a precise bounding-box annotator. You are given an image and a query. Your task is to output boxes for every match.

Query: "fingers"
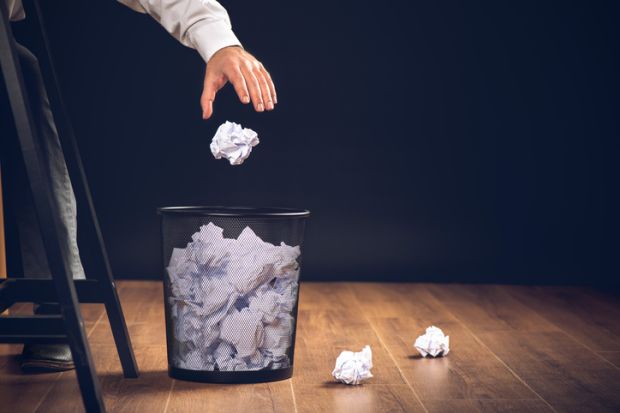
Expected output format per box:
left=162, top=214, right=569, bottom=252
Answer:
left=228, top=69, right=251, bottom=105
left=254, top=63, right=274, bottom=110
left=261, top=66, right=277, bottom=105
left=202, top=68, right=248, bottom=119
left=240, top=62, right=265, bottom=112
left=201, top=47, right=276, bottom=119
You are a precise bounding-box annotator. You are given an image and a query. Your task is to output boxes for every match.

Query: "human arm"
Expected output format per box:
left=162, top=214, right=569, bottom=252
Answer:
left=118, top=0, right=276, bottom=118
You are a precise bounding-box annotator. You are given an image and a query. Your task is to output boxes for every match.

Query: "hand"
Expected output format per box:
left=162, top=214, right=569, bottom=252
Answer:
left=201, top=46, right=277, bottom=119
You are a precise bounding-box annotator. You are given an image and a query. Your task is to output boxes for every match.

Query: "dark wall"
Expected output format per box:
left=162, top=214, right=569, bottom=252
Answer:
left=11, top=0, right=619, bottom=283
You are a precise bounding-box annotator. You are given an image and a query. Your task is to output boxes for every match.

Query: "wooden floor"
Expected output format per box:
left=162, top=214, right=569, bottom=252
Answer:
left=2, top=282, right=620, bottom=413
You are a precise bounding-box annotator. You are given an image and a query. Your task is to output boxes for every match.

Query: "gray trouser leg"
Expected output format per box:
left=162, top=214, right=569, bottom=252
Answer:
left=1, top=42, right=85, bottom=281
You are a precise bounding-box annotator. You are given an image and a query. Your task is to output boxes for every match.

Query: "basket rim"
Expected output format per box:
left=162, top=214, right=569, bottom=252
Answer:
left=157, top=206, right=310, bottom=218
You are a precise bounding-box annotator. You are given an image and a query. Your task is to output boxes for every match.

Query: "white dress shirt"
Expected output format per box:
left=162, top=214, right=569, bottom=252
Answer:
left=5, top=0, right=241, bottom=63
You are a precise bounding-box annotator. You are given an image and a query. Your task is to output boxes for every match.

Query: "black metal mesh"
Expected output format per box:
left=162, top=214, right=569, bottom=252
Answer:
left=160, top=208, right=307, bottom=376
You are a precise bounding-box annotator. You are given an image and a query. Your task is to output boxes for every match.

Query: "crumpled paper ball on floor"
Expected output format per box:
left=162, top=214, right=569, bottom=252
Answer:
left=332, top=345, right=373, bottom=385
left=414, top=326, right=450, bottom=357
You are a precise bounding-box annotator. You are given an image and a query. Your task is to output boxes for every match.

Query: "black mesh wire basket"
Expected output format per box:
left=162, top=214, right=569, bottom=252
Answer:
left=158, top=206, right=310, bottom=383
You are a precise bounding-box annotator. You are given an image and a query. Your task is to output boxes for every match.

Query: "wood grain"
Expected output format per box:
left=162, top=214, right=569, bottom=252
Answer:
left=0, top=302, right=105, bottom=413
left=428, top=284, right=620, bottom=412
left=1, top=281, right=620, bottom=413
left=294, top=283, right=418, bottom=386
left=505, top=285, right=620, bottom=358
left=294, top=384, right=424, bottom=413
left=598, top=351, right=620, bottom=369
left=167, top=381, right=294, bottom=413
left=349, top=283, right=546, bottom=412
left=35, top=345, right=171, bottom=413
left=293, top=283, right=426, bottom=412
left=422, top=399, right=551, bottom=413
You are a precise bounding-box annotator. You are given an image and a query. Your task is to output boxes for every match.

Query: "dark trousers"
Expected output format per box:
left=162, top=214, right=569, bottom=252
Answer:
left=0, top=41, right=84, bottom=281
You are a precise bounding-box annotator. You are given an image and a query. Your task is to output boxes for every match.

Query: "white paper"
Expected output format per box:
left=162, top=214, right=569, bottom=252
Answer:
left=226, top=228, right=301, bottom=295
left=166, top=222, right=300, bottom=371
left=332, top=345, right=373, bottom=385
left=220, top=308, right=265, bottom=358
left=210, top=121, right=259, bottom=165
left=177, top=348, right=215, bottom=370
left=414, top=326, right=450, bottom=357
left=262, top=314, right=294, bottom=358
left=214, top=342, right=247, bottom=371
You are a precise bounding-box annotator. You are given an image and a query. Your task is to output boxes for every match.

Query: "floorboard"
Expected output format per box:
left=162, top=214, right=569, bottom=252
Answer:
left=1, top=281, right=620, bottom=412
left=428, top=284, right=620, bottom=412
left=504, top=285, right=620, bottom=364
left=349, top=283, right=547, bottom=412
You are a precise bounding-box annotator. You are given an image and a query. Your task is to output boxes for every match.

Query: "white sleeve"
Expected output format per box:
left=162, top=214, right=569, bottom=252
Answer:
left=118, top=0, right=242, bottom=63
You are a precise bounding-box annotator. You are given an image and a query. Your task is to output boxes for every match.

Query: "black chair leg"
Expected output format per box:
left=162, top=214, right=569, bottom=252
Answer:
left=0, top=3, right=105, bottom=412
left=28, top=0, right=139, bottom=379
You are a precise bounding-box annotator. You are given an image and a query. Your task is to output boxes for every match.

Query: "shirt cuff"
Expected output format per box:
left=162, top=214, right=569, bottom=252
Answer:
left=188, top=20, right=242, bottom=63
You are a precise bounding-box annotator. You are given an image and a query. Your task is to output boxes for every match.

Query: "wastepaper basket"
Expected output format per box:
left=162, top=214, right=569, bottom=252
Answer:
left=158, top=206, right=310, bottom=383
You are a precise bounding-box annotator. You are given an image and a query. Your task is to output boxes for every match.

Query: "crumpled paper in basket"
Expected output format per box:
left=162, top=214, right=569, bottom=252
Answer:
left=167, top=222, right=300, bottom=371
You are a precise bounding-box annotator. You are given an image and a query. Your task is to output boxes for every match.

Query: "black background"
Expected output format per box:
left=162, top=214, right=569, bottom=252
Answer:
left=9, top=0, right=620, bottom=284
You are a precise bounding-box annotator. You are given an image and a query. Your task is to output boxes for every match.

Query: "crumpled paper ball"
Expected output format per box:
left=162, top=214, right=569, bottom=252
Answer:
left=210, top=120, right=259, bottom=165
left=414, top=326, right=450, bottom=357
left=332, top=345, right=373, bottom=385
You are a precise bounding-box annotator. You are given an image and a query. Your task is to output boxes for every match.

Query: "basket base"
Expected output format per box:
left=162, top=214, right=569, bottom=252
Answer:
left=169, top=366, right=293, bottom=384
